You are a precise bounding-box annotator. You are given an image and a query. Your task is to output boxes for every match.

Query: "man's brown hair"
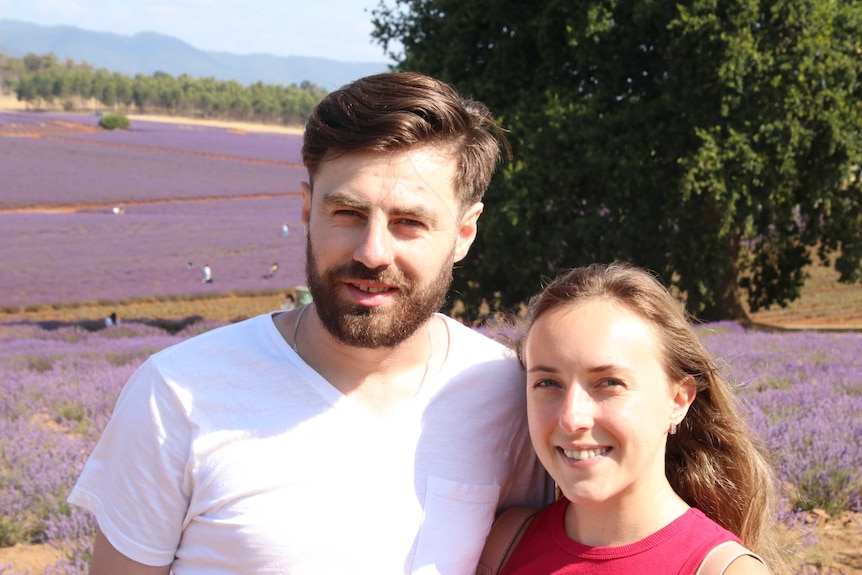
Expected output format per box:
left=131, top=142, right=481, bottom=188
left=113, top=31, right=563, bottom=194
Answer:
left=302, top=72, right=508, bottom=208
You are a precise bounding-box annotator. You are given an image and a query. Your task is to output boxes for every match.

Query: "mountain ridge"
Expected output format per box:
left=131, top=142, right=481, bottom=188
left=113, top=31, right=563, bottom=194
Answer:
left=0, top=19, right=389, bottom=90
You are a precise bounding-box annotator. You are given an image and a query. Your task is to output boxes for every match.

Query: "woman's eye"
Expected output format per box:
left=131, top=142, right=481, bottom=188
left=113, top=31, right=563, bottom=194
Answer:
left=533, top=379, right=560, bottom=389
left=597, top=378, right=623, bottom=388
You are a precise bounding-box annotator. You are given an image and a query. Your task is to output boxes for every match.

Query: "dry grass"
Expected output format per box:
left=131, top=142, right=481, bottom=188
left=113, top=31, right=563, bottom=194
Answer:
left=0, top=291, right=290, bottom=326
left=747, top=260, right=862, bottom=330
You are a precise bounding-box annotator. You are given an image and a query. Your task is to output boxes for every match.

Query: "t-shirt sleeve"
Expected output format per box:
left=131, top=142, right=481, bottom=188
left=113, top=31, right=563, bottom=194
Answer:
left=68, top=357, right=192, bottom=567
left=498, top=420, right=556, bottom=511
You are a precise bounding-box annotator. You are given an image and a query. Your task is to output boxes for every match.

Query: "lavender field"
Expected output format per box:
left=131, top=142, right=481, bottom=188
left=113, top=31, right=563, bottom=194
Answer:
left=1, top=197, right=306, bottom=308
left=0, top=320, right=860, bottom=574
left=0, top=110, right=307, bottom=309
left=0, top=136, right=304, bottom=209
left=0, top=111, right=303, bottom=165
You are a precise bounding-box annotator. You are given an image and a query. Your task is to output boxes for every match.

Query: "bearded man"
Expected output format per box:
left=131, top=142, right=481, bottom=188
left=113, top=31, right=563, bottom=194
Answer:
left=70, top=72, right=552, bottom=575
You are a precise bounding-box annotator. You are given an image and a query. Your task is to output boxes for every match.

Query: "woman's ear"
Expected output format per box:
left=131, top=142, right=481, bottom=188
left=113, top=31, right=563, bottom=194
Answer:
left=671, top=374, right=697, bottom=424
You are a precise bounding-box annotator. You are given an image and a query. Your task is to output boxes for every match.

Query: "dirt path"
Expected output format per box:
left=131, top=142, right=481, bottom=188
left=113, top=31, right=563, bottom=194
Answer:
left=0, top=543, right=64, bottom=574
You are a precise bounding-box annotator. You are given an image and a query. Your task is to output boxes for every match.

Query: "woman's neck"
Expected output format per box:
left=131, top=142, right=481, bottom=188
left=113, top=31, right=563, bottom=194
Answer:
left=563, top=482, right=690, bottom=547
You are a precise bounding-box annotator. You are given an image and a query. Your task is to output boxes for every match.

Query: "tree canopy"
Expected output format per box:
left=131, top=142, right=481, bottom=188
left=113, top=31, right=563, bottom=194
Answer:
left=373, top=0, right=862, bottom=321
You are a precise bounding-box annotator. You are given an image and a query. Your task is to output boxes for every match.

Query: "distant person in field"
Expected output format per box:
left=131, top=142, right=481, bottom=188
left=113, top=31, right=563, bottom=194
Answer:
left=69, top=71, right=552, bottom=575
left=488, top=262, right=787, bottom=575
left=201, top=264, right=213, bottom=283
left=282, top=222, right=290, bottom=236
left=265, top=262, right=279, bottom=279
left=281, top=291, right=296, bottom=310
left=104, top=312, right=117, bottom=327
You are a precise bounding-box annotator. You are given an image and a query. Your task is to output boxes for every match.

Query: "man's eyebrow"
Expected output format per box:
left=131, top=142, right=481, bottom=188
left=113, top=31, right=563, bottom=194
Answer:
left=320, top=189, right=369, bottom=210
left=394, top=203, right=438, bottom=225
left=321, top=189, right=440, bottom=225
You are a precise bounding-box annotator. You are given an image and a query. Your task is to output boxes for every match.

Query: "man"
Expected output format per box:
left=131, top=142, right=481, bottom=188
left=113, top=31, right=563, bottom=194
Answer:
left=69, top=71, right=552, bottom=574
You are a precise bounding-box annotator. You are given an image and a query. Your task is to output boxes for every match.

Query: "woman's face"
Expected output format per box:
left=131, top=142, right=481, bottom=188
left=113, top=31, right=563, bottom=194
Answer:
left=523, top=298, right=692, bottom=509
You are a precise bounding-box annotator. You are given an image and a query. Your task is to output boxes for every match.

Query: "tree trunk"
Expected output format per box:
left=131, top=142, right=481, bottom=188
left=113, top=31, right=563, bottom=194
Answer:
left=697, top=241, right=751, bottom=322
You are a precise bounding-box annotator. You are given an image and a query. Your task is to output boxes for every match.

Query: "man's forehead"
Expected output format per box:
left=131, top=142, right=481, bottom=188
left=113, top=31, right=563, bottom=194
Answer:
left=313, top=151, right=460, bottom=205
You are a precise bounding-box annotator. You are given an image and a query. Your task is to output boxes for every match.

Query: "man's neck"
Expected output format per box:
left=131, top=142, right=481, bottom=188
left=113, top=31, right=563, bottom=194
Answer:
left=276, top=307, right=447, bottom=416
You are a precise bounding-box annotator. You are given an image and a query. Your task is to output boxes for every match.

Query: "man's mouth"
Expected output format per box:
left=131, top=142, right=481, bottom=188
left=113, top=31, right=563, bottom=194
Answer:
left=355, top=284, right=393, bottom=294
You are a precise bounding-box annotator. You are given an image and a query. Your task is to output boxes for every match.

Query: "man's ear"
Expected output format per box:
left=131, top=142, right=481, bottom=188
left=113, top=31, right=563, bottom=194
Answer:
left=300, top=181, right=312, bottom=228
left=453, top=202, right=484, bottom=263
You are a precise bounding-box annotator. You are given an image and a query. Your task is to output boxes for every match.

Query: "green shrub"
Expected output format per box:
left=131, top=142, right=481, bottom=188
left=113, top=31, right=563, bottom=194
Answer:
left=98, top=113, right=130, bottom=130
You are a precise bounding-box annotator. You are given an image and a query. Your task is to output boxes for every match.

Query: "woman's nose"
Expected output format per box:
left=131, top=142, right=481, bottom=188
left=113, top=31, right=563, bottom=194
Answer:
left=559, top=386, right=595, bottom=433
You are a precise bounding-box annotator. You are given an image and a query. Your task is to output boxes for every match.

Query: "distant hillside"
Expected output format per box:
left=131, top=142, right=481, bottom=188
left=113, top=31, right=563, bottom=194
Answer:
left=0, top=19, right=389, bottom=91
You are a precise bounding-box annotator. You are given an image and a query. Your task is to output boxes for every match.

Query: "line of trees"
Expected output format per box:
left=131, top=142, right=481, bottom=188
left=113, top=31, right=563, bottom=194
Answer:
left=0, top=51, right=327, bottom=126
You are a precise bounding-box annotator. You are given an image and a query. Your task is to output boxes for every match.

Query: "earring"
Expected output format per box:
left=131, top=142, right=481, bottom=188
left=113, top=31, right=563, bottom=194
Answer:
left=669, top=422, right=679, bottom=435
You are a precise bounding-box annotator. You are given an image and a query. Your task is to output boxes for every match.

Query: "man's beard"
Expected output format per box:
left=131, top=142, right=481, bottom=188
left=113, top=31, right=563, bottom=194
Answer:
left=305, top=238, right=453, bottom=348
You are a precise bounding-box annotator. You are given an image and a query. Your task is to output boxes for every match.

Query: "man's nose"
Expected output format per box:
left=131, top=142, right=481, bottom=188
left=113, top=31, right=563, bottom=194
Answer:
left=354, top=219, right=394, bottom=269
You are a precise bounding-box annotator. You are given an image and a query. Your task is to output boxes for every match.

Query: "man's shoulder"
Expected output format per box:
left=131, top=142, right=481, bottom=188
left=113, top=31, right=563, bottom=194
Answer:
left=443, top=315, right=517, bottom=355
left=154, top=313, right=272, bottom=360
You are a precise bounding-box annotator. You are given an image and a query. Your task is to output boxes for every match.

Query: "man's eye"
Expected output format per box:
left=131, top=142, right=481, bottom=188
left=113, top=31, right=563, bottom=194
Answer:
left=397, top=218, right=425, bottom=228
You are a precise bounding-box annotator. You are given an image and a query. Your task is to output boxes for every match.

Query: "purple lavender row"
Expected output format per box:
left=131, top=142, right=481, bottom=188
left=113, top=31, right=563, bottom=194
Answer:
left=0, top=111, right=304, bottom=164
left=51, top=121, right=304, bottom=164
left=0, top=321, right=199, bottom=575
left=698, top=322, right=862, bottom=514
left=0, top=137, right=305, bottom=209
left=0, top=197, right=306, bottom=307
left=0, top=111, right=91, bottom=127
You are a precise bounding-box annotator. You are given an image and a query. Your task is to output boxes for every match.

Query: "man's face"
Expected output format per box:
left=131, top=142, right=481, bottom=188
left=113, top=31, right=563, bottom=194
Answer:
left=302, top=148, right=483, bottom=348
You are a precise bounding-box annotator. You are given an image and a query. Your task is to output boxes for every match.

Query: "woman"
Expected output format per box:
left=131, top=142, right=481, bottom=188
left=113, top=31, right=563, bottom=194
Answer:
left=501, top=262, right=788, bottom=574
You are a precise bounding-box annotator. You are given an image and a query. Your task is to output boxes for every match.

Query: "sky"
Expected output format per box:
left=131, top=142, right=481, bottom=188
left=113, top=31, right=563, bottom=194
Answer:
left=0, top=0, right=397, bottom=63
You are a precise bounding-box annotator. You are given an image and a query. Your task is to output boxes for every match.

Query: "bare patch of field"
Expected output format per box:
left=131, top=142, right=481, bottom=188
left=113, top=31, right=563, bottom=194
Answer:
left=0, top=543, right=64, bottom=575
left=748, top=260, right=862, bottom=330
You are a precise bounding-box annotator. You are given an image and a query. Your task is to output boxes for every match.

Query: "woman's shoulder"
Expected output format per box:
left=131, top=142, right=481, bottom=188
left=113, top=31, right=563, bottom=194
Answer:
left=722, top=554, right=769, bottom=575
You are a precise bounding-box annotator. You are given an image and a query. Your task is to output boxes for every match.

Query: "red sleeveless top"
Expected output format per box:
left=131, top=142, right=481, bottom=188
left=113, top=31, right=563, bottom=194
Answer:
left=501, top=498, right=740, bottom=575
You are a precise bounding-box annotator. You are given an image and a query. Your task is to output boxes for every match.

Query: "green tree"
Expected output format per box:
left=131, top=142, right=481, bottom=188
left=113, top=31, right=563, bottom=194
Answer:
left=113, top=72, right=133, bottom=108
left=373, top=0, right=862, bottom=321
left=14, top=75, right=36, bottom=104
left=132, top=74, right=157, bottom=112
left=66, top=65, right=94, bottom=110
left=92, top=69, right=117, bottom=108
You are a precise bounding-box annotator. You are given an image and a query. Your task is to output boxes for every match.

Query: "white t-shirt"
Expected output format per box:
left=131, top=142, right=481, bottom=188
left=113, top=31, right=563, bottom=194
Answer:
left=69, top=312, right=552, bottom=574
